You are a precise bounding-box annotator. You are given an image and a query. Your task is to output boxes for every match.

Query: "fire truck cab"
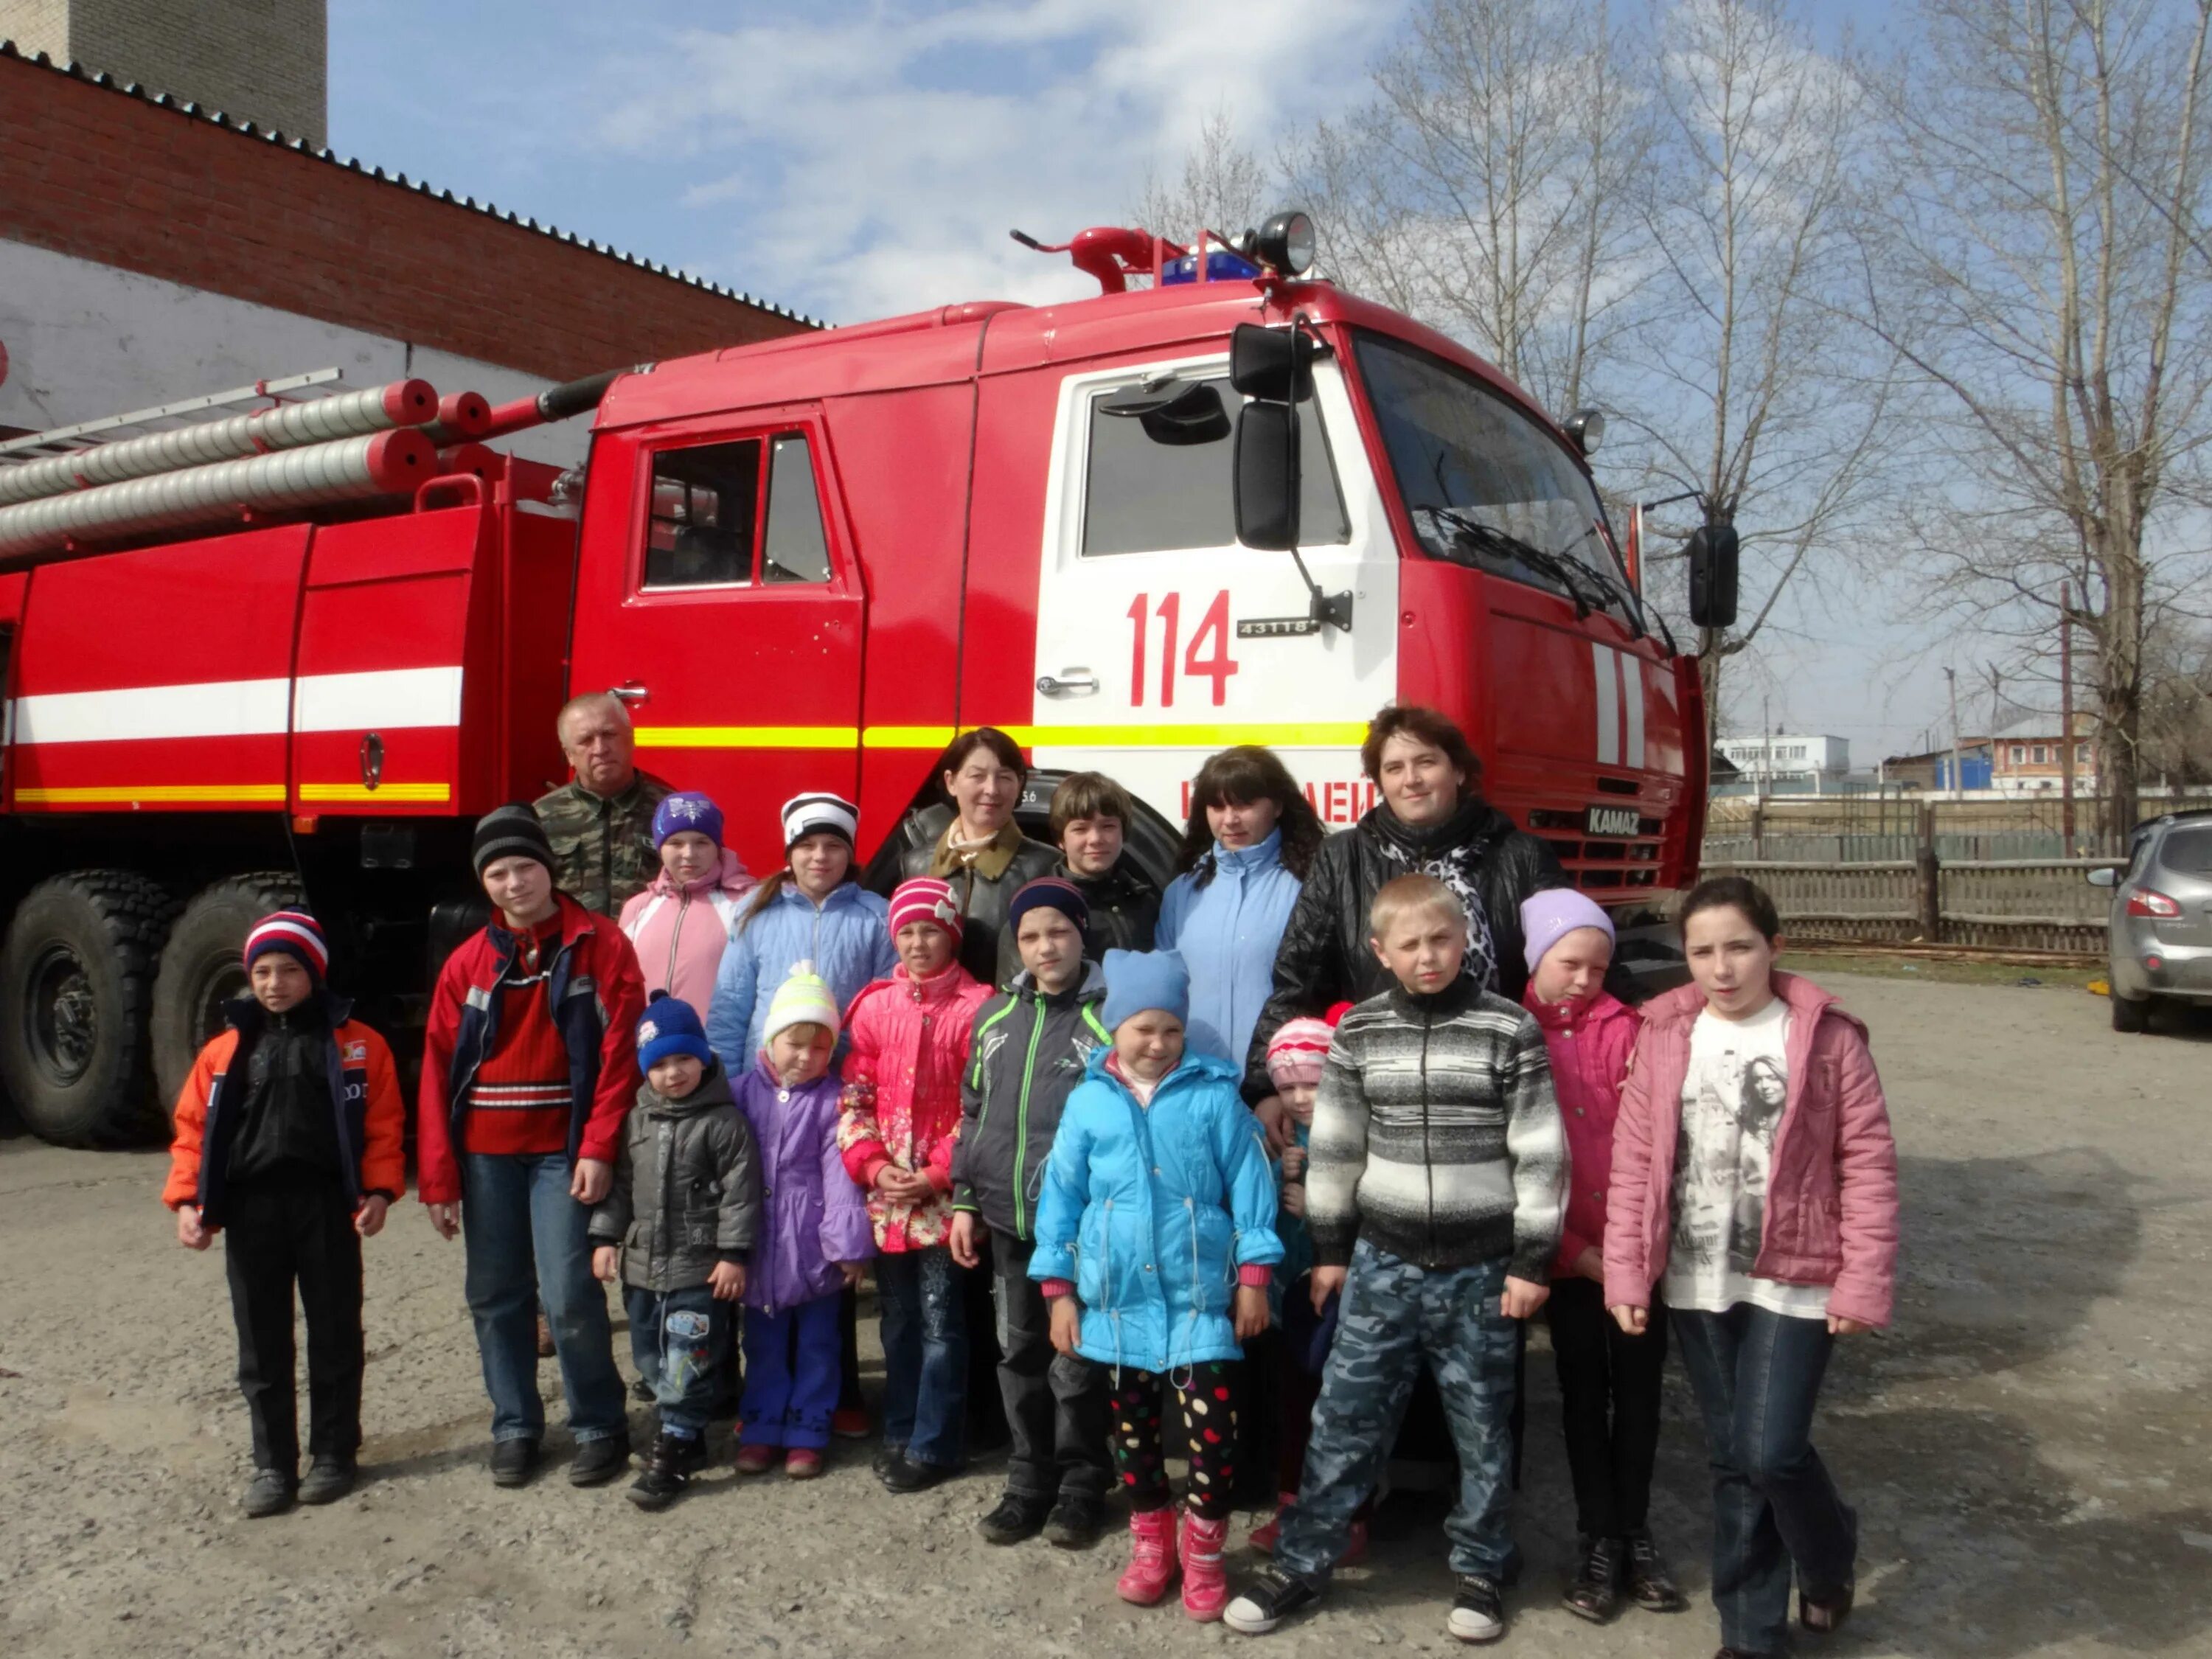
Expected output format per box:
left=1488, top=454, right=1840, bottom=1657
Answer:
left=0, top=217, right=1710, bottom=1147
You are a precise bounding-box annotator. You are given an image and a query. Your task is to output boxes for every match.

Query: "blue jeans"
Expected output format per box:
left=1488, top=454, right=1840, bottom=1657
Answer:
left=740, top=1295, right=842, bottom=1450
left=1673, top=1304, right=1858, bottom=1655
left=875, top=1246, right=967, bottom=1470
left=625, top=1284, right=730, bottom=1438
left=1279, top=1242, right=1520, bottom=1582
left=460, top=1152, right=626, bottom=1444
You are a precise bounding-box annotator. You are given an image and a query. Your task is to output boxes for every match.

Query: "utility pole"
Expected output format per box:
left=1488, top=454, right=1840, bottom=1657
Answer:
left=2060, top=580, right=2077, bottom=852
left=1944, top=667, right=1963, bottom=803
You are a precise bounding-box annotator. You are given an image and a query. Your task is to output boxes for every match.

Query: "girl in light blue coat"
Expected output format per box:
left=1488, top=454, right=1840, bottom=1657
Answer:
left=1155, top=747, right=1322, bottom=1071
left=706, top=791, right=897, bottom=1439
left=706, top=793, right=897, bottom=1071
left=1034, top=949, right=1281, bottom=1619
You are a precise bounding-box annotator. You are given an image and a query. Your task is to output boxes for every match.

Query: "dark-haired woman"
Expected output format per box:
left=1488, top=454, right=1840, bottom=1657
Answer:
left=897, top=728, right=1057, bottom=989
left=1155, top=746, right=1324, bottom=1070
left=1242, top=705, right=1567, bottom=1103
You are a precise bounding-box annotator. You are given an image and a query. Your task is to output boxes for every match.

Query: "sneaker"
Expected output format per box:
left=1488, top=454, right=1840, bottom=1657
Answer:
left=1561, top=1535, right=1623, bottom=1624
left=977, top=1492, right=1051, bottom=1545
left=1116, top=1506, right=1180, bottom=1607
left=877, top=1453, right=951, bottom=1494
left=1180, top=1512, right=1232, bottom=1622
left=1447, top=1575, right=1506, bottom=1644
left=734, top=1442, right=778, bottom=1475
left=629, top=1377, right=655, bottom=1403
left=568, top=1434, right=631, bottom=1487
left=785, top=1447, right=824, bottom=1479
left=1223, top=1564, right=1322, bottom=1635
left=242, top=1468, right=295, bottom=1519
left=489, top=1438, right=540, bottom=1489
left=1799, top=1576, right=1855, bottom=1634
left=298, top=1455, right=357, bottom=1506
left=831, top=1406, right=872, bottom=1439
left=1043, top=1491, right=1106, bottom=1549
left=1626, top=1531, right=1687, bottom=1613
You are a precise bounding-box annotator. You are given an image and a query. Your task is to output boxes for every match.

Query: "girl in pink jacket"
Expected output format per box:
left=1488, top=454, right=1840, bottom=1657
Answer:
left=838, top=877, right=991, bottom=1492
left=1517, top=890, right=1683, bottom=1625
left=1604, top=877, right=1899, bottom=1659
left=619, top=792, right=755, bottom=1012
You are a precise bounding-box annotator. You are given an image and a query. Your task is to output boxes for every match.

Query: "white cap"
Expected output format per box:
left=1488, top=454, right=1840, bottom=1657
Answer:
left=780, top=791, right=858, bottom=850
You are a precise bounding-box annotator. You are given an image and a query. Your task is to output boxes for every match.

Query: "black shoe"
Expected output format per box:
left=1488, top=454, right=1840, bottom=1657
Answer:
left=489, top=1439, right=541, bottom=1488
left=1717, top=1650, right=1778, bottom=1658
left=629, top=1377, right=655, bottom=1403
left=1800, top=1576, right=1855, bottom=1634
left=298, top=1455, right=357, bottom=1506
left=976, top=1491, right=1050, bottom=1545
left=569, top=1435, right=632, bottom=1487
left=242, top=1468, right=296, bottom=1519
left=1561, top=1535, right=1623, bottom=1624
left=1626, top=1531, right=1687, bottom=1613
left=1043, top=1491, right=1106, bottom=1549
left=871, top=1444, right=906, bottom=1481
left=1224, top=1564, right=1325, bottom=1635
left=877, top=1453, right=950, bottom=1494
left=1447, top=1575, right=1506, bottom=1644
left=626, top=1432, right=699, bottom=1512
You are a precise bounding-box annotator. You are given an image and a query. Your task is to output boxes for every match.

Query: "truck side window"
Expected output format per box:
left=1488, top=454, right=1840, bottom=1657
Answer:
left=644, top=439, right=763, bottom=589
left=762, top=435, right=832, bottom=585
left=1082, top=374, right=1349, bottom=557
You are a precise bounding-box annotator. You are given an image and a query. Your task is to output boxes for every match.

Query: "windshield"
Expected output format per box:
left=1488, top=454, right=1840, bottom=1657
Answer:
left=1353, top=332, right=1635, bottom=624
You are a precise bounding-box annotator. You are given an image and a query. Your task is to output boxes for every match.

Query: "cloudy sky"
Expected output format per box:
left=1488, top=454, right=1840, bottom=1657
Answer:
left=328, top=0, right=1957, bottom=761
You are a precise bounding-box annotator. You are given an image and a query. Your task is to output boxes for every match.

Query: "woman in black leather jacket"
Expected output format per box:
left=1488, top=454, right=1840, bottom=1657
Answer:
left=1242, top=704, right=1567, bottom=1104
left=894, top=727, right=1058, bottom=990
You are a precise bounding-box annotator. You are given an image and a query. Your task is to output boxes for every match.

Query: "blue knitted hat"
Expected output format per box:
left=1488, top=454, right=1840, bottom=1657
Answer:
left=636, top=992, right=713, bottom=1074
left=652, top=790, right=724, bottom=849
left=1101, top=949, right=1191, bottom=1032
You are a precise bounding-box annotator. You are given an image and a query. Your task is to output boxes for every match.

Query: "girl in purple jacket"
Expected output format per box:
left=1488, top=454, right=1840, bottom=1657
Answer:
left=732, top=970, right=876, bottom=1478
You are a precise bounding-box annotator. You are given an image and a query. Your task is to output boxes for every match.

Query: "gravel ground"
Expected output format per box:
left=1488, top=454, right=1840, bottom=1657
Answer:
left=2, top=972, right=2208, bottom=1658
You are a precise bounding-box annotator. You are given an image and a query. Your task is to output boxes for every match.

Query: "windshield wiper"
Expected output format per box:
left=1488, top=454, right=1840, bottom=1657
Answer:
left=1417, top=507, right=1612, bottom=619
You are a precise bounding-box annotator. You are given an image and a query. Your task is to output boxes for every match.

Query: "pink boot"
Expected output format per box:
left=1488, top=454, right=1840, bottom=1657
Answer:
left=1117, top=1506, right=1180, bottom=1606
left=1248, top=1493, right=1298, bottom=1554
left=1180, top=1511, right=1231, bottom=1622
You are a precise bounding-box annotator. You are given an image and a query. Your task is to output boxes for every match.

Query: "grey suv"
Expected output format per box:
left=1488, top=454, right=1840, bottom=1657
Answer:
left=2089, top=810, right=2212, bottom=1032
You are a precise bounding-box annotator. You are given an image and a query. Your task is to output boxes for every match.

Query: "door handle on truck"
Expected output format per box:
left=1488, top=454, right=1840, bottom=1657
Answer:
left=1037, top=672, right=1100, bottom=697
left=610, top=683, right=649, bottom=704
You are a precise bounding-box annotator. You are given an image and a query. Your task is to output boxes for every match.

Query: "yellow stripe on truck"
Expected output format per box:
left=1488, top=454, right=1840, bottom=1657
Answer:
left=15, top=784, right=288, bottom=804
left=637, top=723, right=1371, bottom=752
left=299, top=782, right=453, bottom=802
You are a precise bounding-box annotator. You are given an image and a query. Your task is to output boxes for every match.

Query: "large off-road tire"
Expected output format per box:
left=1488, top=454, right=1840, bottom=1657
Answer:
left=2110, top=991, right=2153, bottom=1034
left=152, top=873, right=307, bottom=1110
left=0, top=871, right=180, bottom=1147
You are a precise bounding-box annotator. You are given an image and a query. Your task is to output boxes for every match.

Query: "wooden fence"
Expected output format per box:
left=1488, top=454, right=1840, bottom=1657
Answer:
left=1697, top=855, right=2124, bottom=953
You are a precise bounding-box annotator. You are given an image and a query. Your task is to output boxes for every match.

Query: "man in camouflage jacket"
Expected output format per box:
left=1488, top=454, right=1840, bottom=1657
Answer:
left=535, top=692, right=675, bottom=918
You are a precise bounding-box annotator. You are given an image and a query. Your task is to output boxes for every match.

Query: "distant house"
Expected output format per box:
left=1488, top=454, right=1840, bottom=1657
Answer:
left=1714, top=733, right=1850, bottom=784
left=1881, top=742, right=1993, bottom=791
left=1988, top=714, right=2097, bottom=796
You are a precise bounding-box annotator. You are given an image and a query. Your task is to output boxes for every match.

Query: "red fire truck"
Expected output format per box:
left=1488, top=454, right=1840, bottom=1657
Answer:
left=0, top=213, right=1722, bottom=1147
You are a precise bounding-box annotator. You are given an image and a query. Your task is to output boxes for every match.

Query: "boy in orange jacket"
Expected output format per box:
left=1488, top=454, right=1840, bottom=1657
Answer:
left=164, top=911, right=404, bottom=1518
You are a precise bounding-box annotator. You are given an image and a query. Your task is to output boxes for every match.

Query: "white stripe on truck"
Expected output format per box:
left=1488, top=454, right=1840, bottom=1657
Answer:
left=13, top=667, right=465, bottom=745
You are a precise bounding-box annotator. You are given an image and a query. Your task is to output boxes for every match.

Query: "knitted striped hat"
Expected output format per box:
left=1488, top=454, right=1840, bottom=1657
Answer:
left=245, top=911, right=329, bottom=983
left=888, top=877, right=964, bottom=941
left=763, top=967, right=842, bottom=1046
left=1266, top=1016, right=1337, bottom=1089
left=782, top=791, right=858, bottom=851
left=1008, top=875, right=1089, bottom=933
left=472, top=803, right=554, bottom=880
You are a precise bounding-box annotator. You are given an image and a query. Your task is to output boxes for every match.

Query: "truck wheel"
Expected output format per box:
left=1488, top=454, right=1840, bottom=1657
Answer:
left=2110, top=992, right=2152, bottom=1034
left=0, top=871, right=179, bottom=1146
left=153, top=873, right=307, bottom=1110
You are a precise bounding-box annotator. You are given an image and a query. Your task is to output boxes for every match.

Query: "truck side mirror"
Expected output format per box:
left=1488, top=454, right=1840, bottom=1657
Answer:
left=1234, top=400, right=1301, bottom=551
left=1230, top=324, right=1316, bottom=403
left=1686, top=521, right=1739, bottom=629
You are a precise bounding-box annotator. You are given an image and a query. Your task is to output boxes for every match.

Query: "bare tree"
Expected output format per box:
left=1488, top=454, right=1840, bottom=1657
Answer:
left=1858, top=0, right=2212, bottom=837
left=1279, top=0, right=1652, bottom=414
left=1131, top=109, right=1273, bottom=250
left=1620, top=0, right=1902, bottom=721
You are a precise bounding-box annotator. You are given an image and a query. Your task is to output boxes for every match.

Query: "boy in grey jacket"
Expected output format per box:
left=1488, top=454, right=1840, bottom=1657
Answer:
left=591, top=993, right=762, bottom=1509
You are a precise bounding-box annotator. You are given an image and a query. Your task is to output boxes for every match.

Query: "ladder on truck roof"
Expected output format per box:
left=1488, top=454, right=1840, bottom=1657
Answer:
left=0, top=367, right=349, bottom=461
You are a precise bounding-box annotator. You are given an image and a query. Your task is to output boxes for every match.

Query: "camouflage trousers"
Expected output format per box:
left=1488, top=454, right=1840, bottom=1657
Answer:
left=1276, top=1241, right=1520, bottom=1582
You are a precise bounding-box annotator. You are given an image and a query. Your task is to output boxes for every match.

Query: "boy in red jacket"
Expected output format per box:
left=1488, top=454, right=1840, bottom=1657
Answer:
left=164, top=911, right=403, bottom=1518
left=1517, top=890, right=1685, bottom=1624
left=419, top=804, right=647, bottom=1490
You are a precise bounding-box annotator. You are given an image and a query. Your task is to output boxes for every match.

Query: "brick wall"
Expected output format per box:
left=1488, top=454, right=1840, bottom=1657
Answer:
left=56, top=0, right=327, bottom=149
left=0, top=49, right=813, bottom=384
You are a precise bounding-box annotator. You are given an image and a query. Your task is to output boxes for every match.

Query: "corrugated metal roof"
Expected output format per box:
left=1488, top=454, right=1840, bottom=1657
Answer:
left=0, top=38, right=824, bottom=330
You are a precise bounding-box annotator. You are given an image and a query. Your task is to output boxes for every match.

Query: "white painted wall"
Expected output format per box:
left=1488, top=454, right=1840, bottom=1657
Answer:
left=0, top=238, right=588, bottom=467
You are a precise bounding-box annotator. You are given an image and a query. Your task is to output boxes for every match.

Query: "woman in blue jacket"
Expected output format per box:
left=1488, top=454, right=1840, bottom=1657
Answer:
left=1155, top=748, right=1322, bottom=1070
left=1033, top=950, right=1281, bottom=1621
left=706, top=790, right=897, bottom=1437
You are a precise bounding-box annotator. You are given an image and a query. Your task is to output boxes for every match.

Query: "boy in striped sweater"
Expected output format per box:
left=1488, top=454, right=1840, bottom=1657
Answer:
left=1227, top=874, right=1566, bottom=1646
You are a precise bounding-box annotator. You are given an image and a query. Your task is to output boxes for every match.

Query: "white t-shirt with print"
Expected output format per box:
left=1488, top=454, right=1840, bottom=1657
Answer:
left=1660, top=998, right=1831, bottom=1321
